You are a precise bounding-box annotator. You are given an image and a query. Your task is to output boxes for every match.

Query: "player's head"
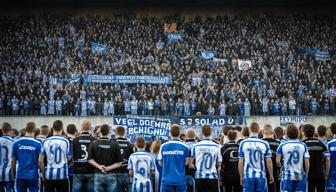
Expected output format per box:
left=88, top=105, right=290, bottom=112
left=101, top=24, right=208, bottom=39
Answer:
left=240, top=126, right=249, bottom=137
left=170, top=124, right=180, bottom=139
left=186, top=128, right=196, bottom=140
left=330, top=122, right=336, bottom=135
left=52, top=120, right=63, bottom=133
left=66, top=124, right=77, bottom=136
left=40, top=125, right=49, bottom=136
left=80, top=119, right=91, bottom=132
left=222, top=125, right=233, bottom=136
left=25, top=122, right=36, bottom=134
left=135, top=136, right=146, bottom=150
left=317, top=125, right=327, bottom=138
left=227, top=130, right=237, bottom=142
left=100, top=124, right=110, bottom=137
left=274, top=127, right=284, bottom=139
left=179, top=134, right=186, bottom=141
left=286, top=124, right=299, bottom=139
left=234, top=126, right=242, bottom=132
left=263, top=124, right=273, bottom=138
left=2, top=122, right=12, bottom=134
left=302, top=124, right=315, bottom=138
left=150, top=140, right=162, bottom=154
left=250, top=122, right=259, bottom=134
left=202, top=125, right=212, bottom=138
left=115, top=126, right=126, bottom=138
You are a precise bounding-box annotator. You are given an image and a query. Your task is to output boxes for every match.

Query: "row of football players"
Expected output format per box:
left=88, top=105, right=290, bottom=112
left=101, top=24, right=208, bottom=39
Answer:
left=1, top=120, right=336, bottom=192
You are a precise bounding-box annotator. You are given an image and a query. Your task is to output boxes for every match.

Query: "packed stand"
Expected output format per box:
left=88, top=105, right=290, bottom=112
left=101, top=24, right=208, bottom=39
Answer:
left=0, top=13, right=336, bottom=116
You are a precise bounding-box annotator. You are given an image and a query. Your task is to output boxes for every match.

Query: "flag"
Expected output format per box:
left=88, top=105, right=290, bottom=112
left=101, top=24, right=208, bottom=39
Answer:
left=164, top=23, right=177, bottom=32
left=201, top=51, right=216, bottom=60
left=238, top=59, right=252, bottom=70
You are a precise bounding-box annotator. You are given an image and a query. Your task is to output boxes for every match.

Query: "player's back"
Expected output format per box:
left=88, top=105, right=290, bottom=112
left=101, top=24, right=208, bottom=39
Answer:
left=12, top=136, right=42, bottom=179
left=239, top=136, right=271, bottom=178
left=221, top=141, right=240, bottom=179
left=73, top=133, right=95, bottom=174
left=42, top=135, right=71, bottom=180
left=158, top=140, right=189, bottom=185
left=276, top=140, right=309, bottom=180
left=328, top=139, right=336, bottom=174
left=192, top=139, right=221, bottom=179
left=128, top=151, right=154, bottom=192
left=0, top=135, right=14, bottom=182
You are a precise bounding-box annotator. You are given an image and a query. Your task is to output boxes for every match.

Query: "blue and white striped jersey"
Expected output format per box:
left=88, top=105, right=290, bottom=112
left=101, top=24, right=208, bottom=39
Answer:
left=276, top=139, right=310, bottom=180
left=41, top=135, right=72, bottom=180
left=191, top=139, right=222, bottom=179
left=0, top=136, right=14, bottom=182
left=127, top=151, right=155, bottom=192
left=327, top=139, right=336, bottom=175
left=238, top=136, right=272, bottom=179
left=152, top=154, right=162, bottom=192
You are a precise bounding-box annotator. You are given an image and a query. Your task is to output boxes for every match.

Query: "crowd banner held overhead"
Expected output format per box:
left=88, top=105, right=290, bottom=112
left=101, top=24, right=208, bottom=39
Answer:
left=213, top=57, right=228, bottom=64
left=238, top=59, right=252, bottom=70
left=91, top=42, right=108, bottom=55
left=201, top=51, right=216, bottom=60
left=315, top=50, right=331, bottom=61
left=114, top=115, right=172, bottom=143
left=279, top=116, right=308, bottom=126
left=164, top=23, right=177, bottom=32
left=166, top=32, right=183, bottom=44
left=83, top=75, right=172, bottom=85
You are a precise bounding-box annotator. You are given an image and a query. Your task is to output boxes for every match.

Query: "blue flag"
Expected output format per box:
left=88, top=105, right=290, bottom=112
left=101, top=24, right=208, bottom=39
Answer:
left=91, top=42, right=108, bottom=55
left=201, top=51, right=216, bottom=60
left=167, top=32, right=183, bottom=44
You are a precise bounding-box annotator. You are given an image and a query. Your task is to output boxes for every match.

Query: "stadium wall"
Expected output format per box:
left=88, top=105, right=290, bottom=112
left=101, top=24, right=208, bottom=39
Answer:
left=0, top=116, right=335, bottom=130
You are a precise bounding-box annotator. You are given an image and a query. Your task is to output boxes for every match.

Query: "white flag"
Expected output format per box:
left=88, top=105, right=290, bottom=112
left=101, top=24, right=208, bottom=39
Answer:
left=238, top=59, right=252, bottom=70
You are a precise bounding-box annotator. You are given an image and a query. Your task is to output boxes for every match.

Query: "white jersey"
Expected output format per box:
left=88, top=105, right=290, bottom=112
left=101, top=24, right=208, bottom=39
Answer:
left=191, top=139, right=222, bottom=179
left=0, top=136, right=14, bottom=182
left=127, top=151, right=155, bottom=192
left=41, top=136, right=72, bottom=180
left=238, top=136, right=271, bottom=179
left=276, top=139, right=310, bottom=181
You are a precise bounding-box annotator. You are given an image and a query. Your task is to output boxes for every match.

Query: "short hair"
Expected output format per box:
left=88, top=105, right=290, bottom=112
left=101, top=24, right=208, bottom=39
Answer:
left=263, top=124, right=273, bottom=135
left=35, top=128, right=40, bottom=137
left=100, top=124, right=110, bottom=136
left=136, top=136, right=146, bottom=149
left=150, top=140, right=162, bottom=154
left=241, top=127, right=250, bottom=137
left=274, top=127, right=284, bottom=139
left=302, top=124, right=315, bottom=138
left=179, top=134, right=186, bottom=140
left=11, top=129, right=19, bottom=137
left=2, top=122, right=12, bottom=134
left=227, top=130, right=237, bottom=141
left=40, top=125, right=49, bottom=136
left=317, top=125, right=327, bottom=137
left=67, top=124, right=77, bottom=135
left=26, top=122, right=36, bottom=133
left=170, top=124, right=180, bottom=138
left=222, top=126, right=233, bottom=136
left=202, top=125, right=212, bottom=137
left=250, top=122, right=259, bottom=133
left=115, top=126, right=126, bottom=136
left=234, top=126, right=242, bottom=132
left=53, top=120, right=63, bottom=132
left=81, top=119, right=91, bottom=132
left=330, top=123, right=336, bottom=135
left=286, top=124, right=299, bottom=139
left=186, top=128, right=196, bottom=139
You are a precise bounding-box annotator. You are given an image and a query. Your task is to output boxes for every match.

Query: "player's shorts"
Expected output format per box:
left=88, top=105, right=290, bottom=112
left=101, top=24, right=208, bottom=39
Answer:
left=161, top=184, right=187, bottom=192
left=280, top=179, right=307, bottom=192
left=132, top=180, right=153, bottom=192
left=243, top=178, right=267, bottom=192
left=326, top=173, right=336, bottom=192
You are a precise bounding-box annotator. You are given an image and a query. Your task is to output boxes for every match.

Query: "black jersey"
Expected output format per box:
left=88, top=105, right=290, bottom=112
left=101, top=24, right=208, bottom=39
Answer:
left=114, top=137, right=134, bottom=173
left=262, top=138, right=280, bottom=179
left=88, top=137, right=123, bottom=173
left=220, top=141, right=240, bottom=180
left=73, top=132, right=95, bottom=174
left=302, top=138, right=329, bottom=179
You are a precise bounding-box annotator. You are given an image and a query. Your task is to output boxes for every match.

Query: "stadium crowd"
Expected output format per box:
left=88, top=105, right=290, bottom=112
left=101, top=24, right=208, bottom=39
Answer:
left=0, top=13, right=336, bottom=117
left=1, top=120, right=336, bottom=192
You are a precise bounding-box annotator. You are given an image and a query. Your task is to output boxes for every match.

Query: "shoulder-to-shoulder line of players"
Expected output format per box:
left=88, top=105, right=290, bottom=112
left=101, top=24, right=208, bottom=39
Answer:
left=1, top=121, right=336, bottom=192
